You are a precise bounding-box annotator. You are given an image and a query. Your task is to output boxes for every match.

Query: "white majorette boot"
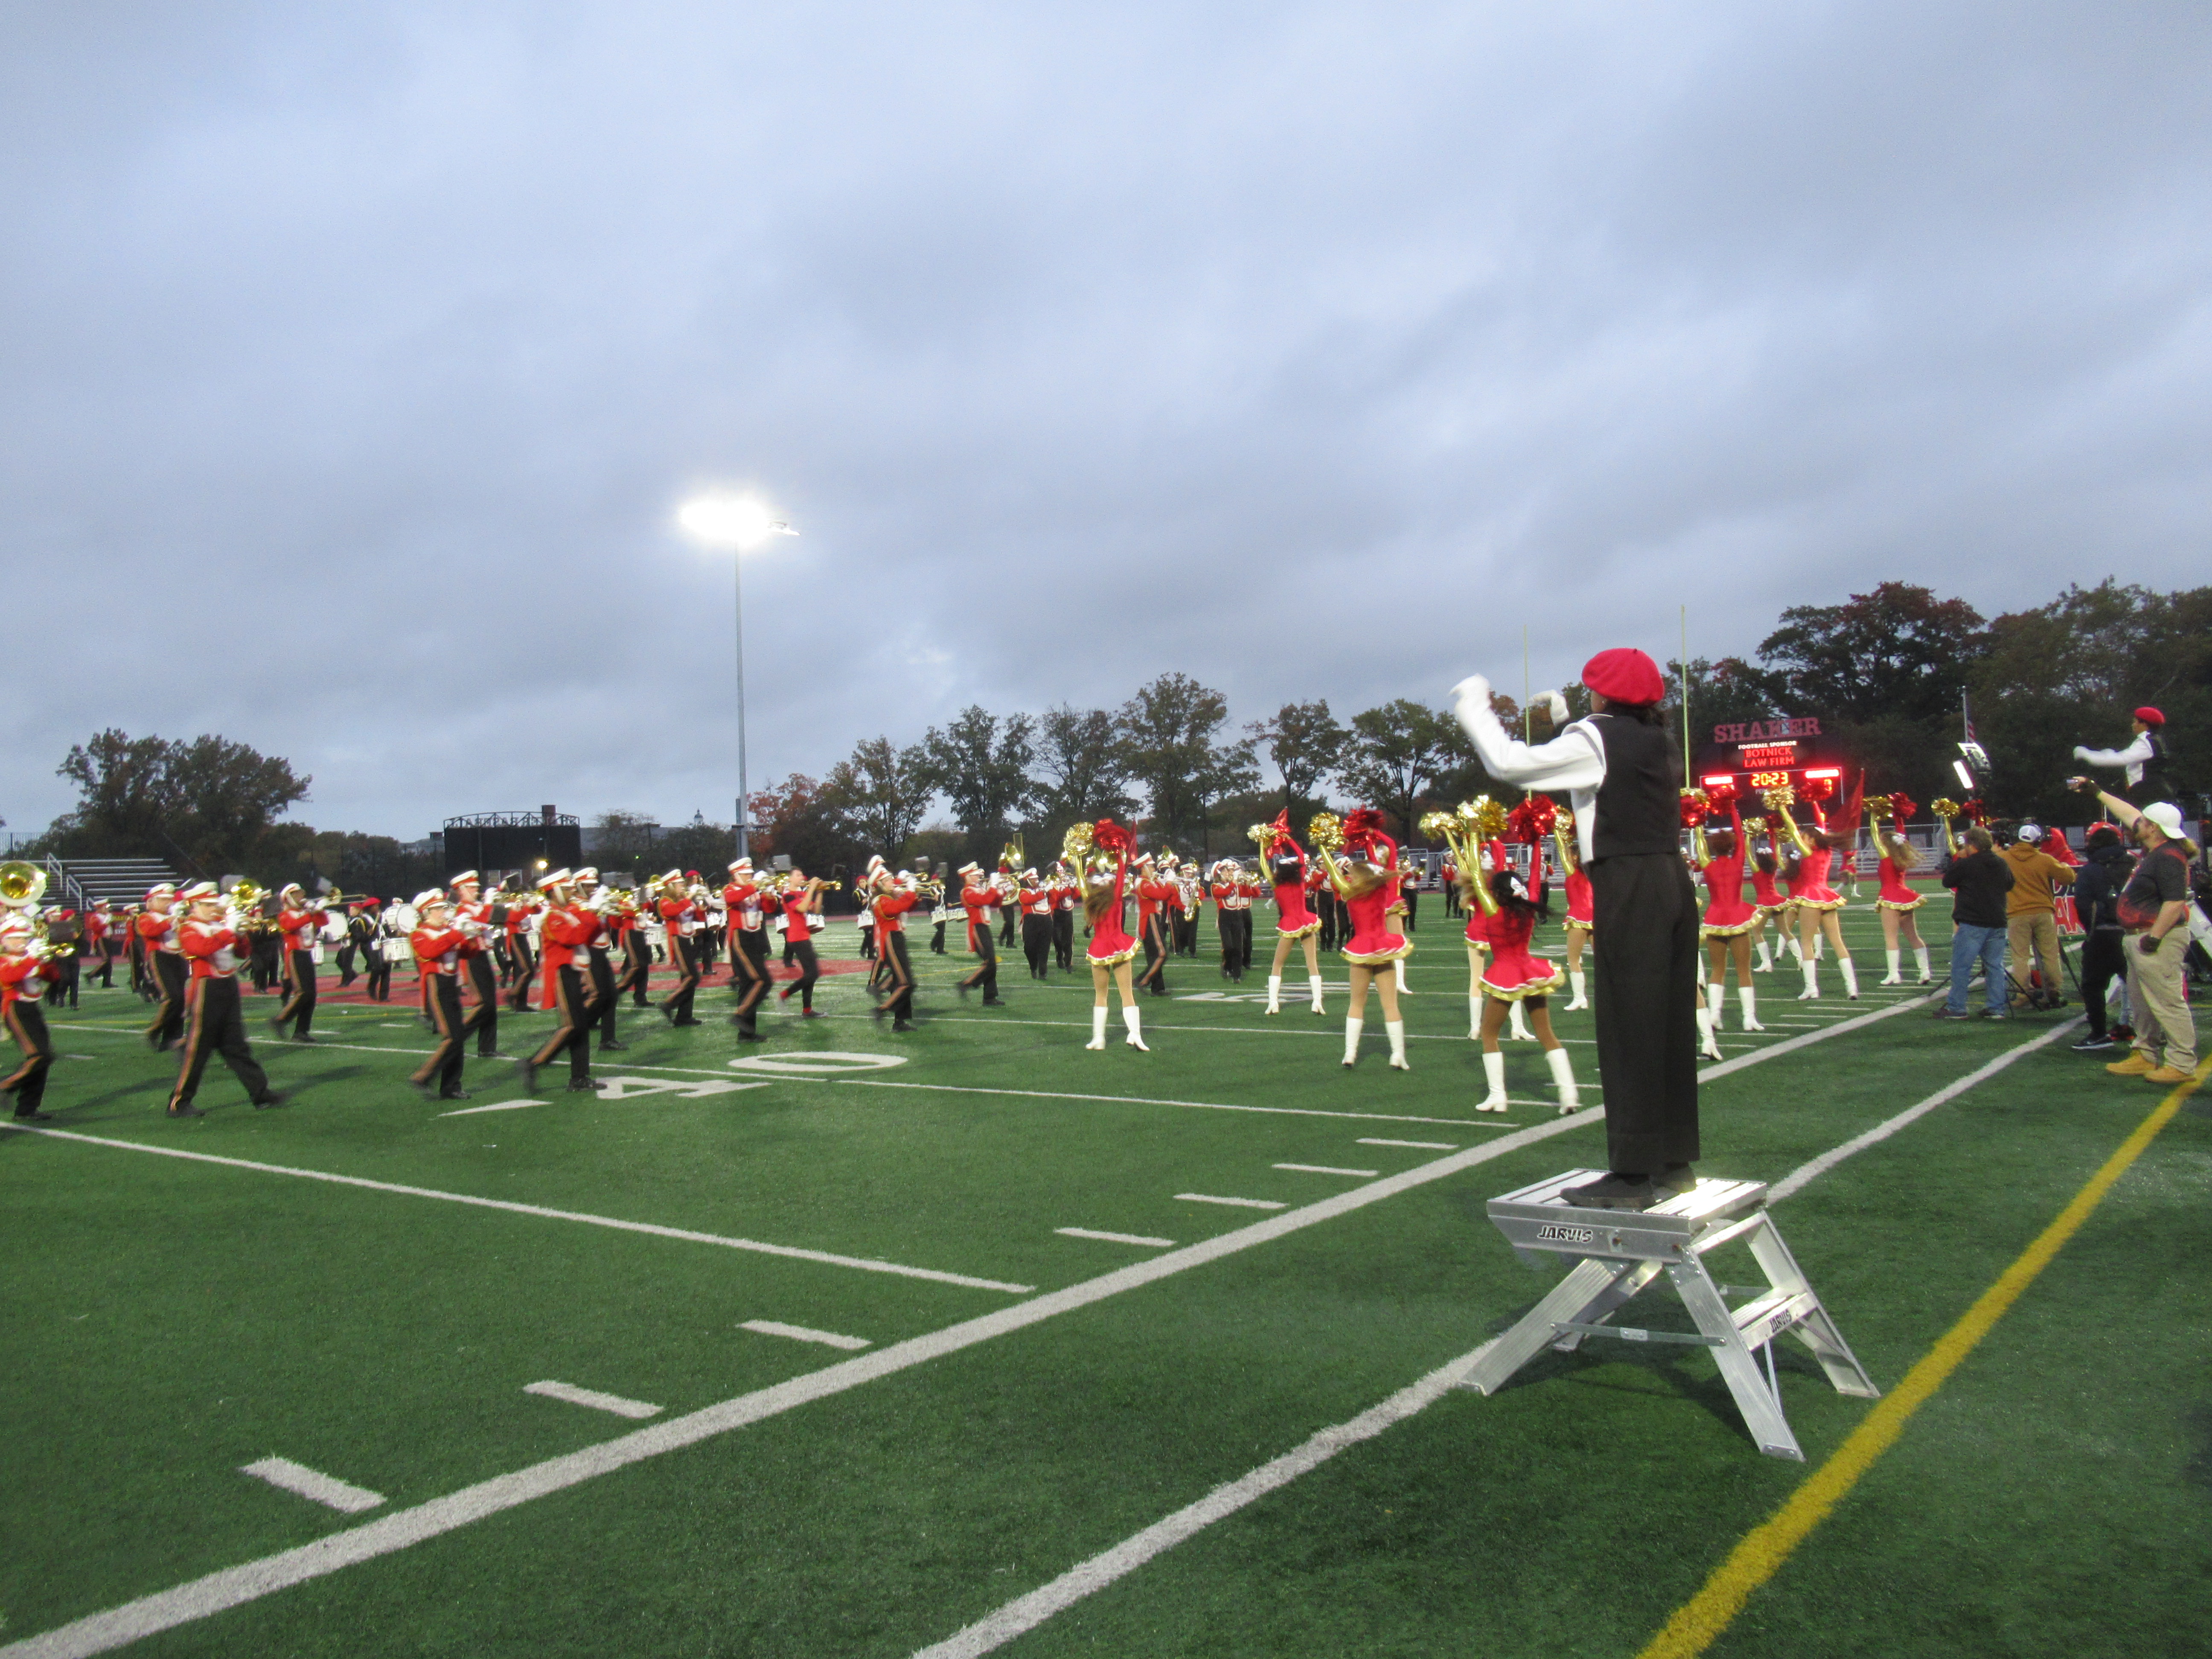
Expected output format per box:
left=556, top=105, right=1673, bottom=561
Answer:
left=1914, top=945, right=1932, bottom=984
left=1386, top=1020, right=1409, bottom=1070
left=1478, top=1050, right=1508, bottom=1112
left=1087, top=1007, right=1109, bottom=1051
left=1544, top=1045, right=1580, bottom=1113
left=1564, top=970, right=1589, bottom=1010
left=1738, top=985, right=1765, bottom=1031
left=1468, top=991, right=1483, bottom=1041
left=1393, top=958, right=1412, bottom=995
left=1814, top=937, right=1826, bottom=960
left=1787, top=933, right=1803, bottom=963
left=1265, top=975, right=1282, bottom=1015
left=1754, top=940, right=1773, bottom=973
left=1342, top=1016, right=1363, bottom=1067
left=1839, top=957, right=1859, bottom=1001
left=1508, top=1001, right=1535, bottom=1042
left=1122, top=1006, right=1148, bottom=1050
left=1706, top=981, right=1726, bottom=1032
left=1799, top=960, right=1820, bottom=1000
left=1881, top=948, right=1902, bottom=985
left=1310, top=975, right=1326, bottom=1014
left=1696, top=1003, right=1722, bottom=1061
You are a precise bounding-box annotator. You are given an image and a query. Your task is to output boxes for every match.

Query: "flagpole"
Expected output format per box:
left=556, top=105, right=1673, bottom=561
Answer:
left=1680, top=604, right=1692, bottom=780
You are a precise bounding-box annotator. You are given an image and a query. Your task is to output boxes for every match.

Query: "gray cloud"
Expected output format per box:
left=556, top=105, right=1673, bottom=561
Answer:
left=4, top=1, right=2206, bottom=838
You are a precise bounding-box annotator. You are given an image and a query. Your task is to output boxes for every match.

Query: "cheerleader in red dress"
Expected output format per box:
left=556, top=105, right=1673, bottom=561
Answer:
left=1868, top=805, right=1932, bottom=984
left=2045, top=827, right=2083, bottom=937
left=1257, top=811, right=1326, bottom=1016
left=1744, top=818, right=1786, bottom=974
left=1075, top=820, right=1147, bottom=1051
left=1695, top=804, right=1765, bottom=1042
left=1778, top=806, right=1857, bottom=1000
left=1462, top=844, right=1579, bottom=1114
left=1554, top=810, right=1594, bottom=1010
left=1459, top=838, right=1535, bottom=1041
left=1318, top=810, right=1412, bottom=1070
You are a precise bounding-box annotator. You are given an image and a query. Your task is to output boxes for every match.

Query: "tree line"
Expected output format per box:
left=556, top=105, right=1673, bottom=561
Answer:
left=21, top=577, right=2204, bottom=894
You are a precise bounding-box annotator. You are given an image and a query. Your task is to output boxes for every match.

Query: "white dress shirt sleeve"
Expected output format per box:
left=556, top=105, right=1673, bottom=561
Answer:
left=1452, top=676, right=1608, bottom=863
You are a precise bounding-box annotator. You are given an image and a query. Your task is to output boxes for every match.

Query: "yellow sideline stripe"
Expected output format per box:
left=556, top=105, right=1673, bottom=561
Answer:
left=1638, top=1053, right=2210, bottom=1659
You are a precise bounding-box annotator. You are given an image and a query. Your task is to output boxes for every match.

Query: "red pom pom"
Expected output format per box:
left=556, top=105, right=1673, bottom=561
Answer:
left=1343, top=807, right=1384, bottom=837
left=1702, top=776, right=1739, bottom=804
left=1886, top=792, right=1918, bottom=824
left=1091, top=819, right=1133, bottom=853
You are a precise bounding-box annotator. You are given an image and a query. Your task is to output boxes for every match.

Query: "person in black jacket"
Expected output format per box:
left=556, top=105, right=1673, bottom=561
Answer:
left=2067, top=824, right=2134, bottom=1051
left=1938, top=827, right=2015, bottom=1019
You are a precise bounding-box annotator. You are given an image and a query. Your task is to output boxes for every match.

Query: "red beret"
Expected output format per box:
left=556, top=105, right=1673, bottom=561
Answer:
left=1582, top=647, right=1666, bottom=706
left=2134, top=706, right=2164, bottom=726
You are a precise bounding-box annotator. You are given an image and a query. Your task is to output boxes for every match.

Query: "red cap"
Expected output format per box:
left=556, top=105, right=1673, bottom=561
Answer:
left=1581, top=647, right=1665, bottom=706
left=2134, top=706, right=2165, bottom=726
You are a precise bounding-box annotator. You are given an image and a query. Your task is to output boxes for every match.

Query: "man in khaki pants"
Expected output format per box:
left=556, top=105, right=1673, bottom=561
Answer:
left=2000, top=825, right=2075, bottom=1006
left=2073, top=783, right=2198, bottom=1085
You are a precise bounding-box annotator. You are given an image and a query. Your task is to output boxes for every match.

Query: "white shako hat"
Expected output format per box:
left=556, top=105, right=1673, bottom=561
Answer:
left=180, top=881, right=221, bottom=902
left=537, top=868, right=573, bottom=891
left=450, top=870, right=480, bottom=887
left=146, top=882, right=178, bottom=901
left=413, top=889, right=450, bottom=911
left=0, top=913, right=32, bottom=940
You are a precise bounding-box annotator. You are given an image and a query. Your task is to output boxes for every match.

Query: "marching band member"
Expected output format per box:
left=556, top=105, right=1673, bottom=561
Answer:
left=167, top=882, right=282, bottom=1118
left=655, top=869, right=706, bottom=1027
left=520, top=870, right=598, bottom=1094
left=87, top=900, right=118, bottom=989
left=1018, top=870, right=1054, bottom=979
left=501, top=884, right=540, bottom=1006
left=1, top=914, right=63, bottom=1120
left=268, top=884, right=328, bottom=1042
left=1455, top=650, right=1702, bottom=1211
left=408, top=891, right=486, bottom=1100
left=1257, top=812, right=1327, bottom=1016
left=1050, top=860, right=1079, bottom=971
left=1695, top=800, right=1765, bottom=1042
left=723, top=860, right=771, bottom=1039
left=1462, top=838, right=1578, bottom=1113
left=957, top=863, right=1009, bottom=1004
left=1321, top=810, right=1412, bottom=1071
left=775, top=867, right=829, bottom=1015
left=1174, top=861, right=1201, bottom=958
left=573, top=870, right=627, bottom=1053
left=1306, top=857, right=1335, bottom=952
left=1868, top=801, right=1934, bottom=984
left=1073, top=821, right=1147, bottom=1050
left=613, top=883, right=654, bottom=1007
left=998, top=854, right=1020, bottom=949
left=870, top=869, right=920, bottom=1031
left=1133, top=853, right=1178, bottom=996
left=1208, top=859, right=1252, bottom=983
left=449, top=872, right=509, bottom=1057
left=1777, top=804, right=1858, bottom=1000
left=362, top=898, right=396, bottom=1002
left=137, top=883, right=188, bottom=1051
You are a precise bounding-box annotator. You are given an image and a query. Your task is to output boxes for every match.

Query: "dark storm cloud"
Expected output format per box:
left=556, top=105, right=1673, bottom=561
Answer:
left=4, top=2, right=2206, bottom=838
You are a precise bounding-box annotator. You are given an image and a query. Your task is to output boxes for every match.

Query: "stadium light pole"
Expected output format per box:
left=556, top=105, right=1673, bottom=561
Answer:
left=676, top=495, right=797, bottom=860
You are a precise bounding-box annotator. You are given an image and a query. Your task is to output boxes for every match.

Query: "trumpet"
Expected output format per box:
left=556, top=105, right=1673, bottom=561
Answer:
left=0, top=860, right=47, bottom=910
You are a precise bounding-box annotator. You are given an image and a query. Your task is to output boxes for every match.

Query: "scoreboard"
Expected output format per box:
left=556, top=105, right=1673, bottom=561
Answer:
left=1693, top=717, right=1847, bottom=802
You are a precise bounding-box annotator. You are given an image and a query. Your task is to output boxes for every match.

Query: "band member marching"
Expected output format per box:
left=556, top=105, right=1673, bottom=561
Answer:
left=1017, top=870, right=1054, bottom=979
left=520, top=869, right=598, bottom=1094
left=268, top=884, right=329, bottom=1042
left=869, top=870, right=920, bottom=1031
left=654, top=869, right=706, bottom=1027
left=1049, top=860, right=1079, bottom=971
left=501, top=885, right=540, bottom=1009
left=0, top=914, right=64, bottom=1121
left=1252, top=813, right=1325, bottom=1016
left=137, top=882, right=189, bottom=1051
left=775, top=868, right=830, bottom=1016
left=166, top=882, right=283, bottom=1118
left=408, top=890, right=488, bottom=1100
left=957, top=863, right=1010, bottom=1004
left=1067, top=820, right=1147, bottom=1050
left=1209, top=859, right=1252, bottom=982
left=722, top=859, right=771, bottom=1039
left=1134, top=854, right=1176, bottom=997
left=612, top=882, right=654, bottom=1008
left=448, top=872, right=509, bottom=1057
left=573, top=869, right=627, bottom=1054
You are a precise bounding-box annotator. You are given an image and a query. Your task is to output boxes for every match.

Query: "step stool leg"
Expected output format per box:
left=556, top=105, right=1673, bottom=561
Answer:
left=1461, top=1257, right=1646, bottom=1396
left=1667, top=1260, right=1805, bottom=1461
left=1549, top=1258, right=1665, bottom=1352
left=1743, top=1214, right=1881, bottom=1399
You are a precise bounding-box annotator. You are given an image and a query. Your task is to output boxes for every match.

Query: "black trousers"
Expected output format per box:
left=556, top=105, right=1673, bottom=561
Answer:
left=999, top=910, right=1016, bottom=946
left=1587, top=853, right=1702, bottom=1174
left=146, top=953, right=189, bottom=1048
left=1218, top=909, right=1249, bottom=980
left=730, top=928, right=770, bottom=1031
left=529, top=964, right=594, bottom=1082
left=963, top=920, right=1000, bottom=995
left=878, top=929, right=915, bottom=1021
left=617, top=933, right=652, bottom=1007
left=336, top=940, right=361, bottom=984
left=781, top=937, right=821, bottom=1010
left=1138, top=913, right=1170, bottom=994
left=366, top=946, right=393, bottom=1002
left=929, top=921, right=946, bottom=955
left=91, top=943, right=115, bottom=988
left=2081, top=931, right=2127, bottom=1040
left=4, top=1000, right=54, bottom=1115
left=587, top=947, right=619, bottom=1044
left=52, top=952, right=80, bottom=1008
left=274, top=948, right=318, bottom=1036
left=413, top=973, right=483, bottom=1093
left=1021, top=913, right=1052, bottom=977
left=505, top=937, right=536, bottom=1009
left=1051, top=909, right=1074, bottom=970
left=171, top=978, right=273, bottom=1108
left=465, top=950, right=502, bottom=1055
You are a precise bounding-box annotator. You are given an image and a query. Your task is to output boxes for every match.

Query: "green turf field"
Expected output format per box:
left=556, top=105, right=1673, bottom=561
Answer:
left=3, top=900, right=2205, bottom=1659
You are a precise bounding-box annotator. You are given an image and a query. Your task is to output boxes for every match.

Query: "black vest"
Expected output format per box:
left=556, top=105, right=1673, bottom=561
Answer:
left=1588, top=714, right=1682, bottom=860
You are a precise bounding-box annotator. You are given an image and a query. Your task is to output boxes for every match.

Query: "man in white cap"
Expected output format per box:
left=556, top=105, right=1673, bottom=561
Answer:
left=956, top=863, right=1009, bottom=1006
left=448, top=871, right=508, bottom=1058
left=2072, top=780, right=2198, bottom=1084
left=268, top=884, right=329, bottom=1042
left=409, top=891, right=487, bottom=1100
left=166, top=882, right=282, bottom=1118
left=521, top=870, right=600, bottom=1093
left=723, top=859, right=771, bottom=1040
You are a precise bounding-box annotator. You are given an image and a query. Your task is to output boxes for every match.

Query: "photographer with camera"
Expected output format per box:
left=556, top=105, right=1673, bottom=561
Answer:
left=2071, top=778, right=2197, bottom=1084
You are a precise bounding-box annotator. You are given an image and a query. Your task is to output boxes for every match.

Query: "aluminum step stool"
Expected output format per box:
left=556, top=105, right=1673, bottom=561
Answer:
left=1459, top=1169, right=1878, bottom=1460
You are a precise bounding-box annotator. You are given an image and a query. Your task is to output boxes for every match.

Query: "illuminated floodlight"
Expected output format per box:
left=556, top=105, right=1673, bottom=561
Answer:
left=677, top=494, right=797, bottom=552
left=1953, top=760, right=1976, bottom=791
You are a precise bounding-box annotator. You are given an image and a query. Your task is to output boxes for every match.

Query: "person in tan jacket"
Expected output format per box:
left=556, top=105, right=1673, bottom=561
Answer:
left=2001, top=825, right=2075, bottom=1006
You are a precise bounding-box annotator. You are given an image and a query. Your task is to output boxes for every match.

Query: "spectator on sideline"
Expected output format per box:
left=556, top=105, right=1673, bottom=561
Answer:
left=1937, top=826, right=2014, bottom=1020
left=2068, top=823, right=2134, bottom=1054
left=2001, top=824, right=2075, bottom=1007
left=2073, top=781, right=2198, bottom=1083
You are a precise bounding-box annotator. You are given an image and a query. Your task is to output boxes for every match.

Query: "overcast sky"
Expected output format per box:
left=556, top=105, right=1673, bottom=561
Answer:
left=5, top=1, right=2206, bottom=841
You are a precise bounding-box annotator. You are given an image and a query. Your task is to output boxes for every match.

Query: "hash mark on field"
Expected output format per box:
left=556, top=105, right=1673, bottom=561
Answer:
left=1175, top=1193, right=1286, bottom=1211
left=740, top=1319, right=872, bottom=1350
left=439, top=1100, right=548, bottom=1116
left=1358, top=1138, right=1457, bottom=1150
left=1272, top=1163, right=1379, bottom=1179
left=523, top=1380, right=663, bottom=1420
left=239, top=1458, right=385, bottom=1514
left=1056, top=1227, right=1176, bottom=1248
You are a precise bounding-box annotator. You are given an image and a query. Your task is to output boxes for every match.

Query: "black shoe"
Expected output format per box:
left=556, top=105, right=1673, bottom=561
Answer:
left=956, top=981, right=971, bottom=1001
left=166, top=1103, right=206, bottom=1118
left=144, top=1030, right=164, bottom=1051
left=567, top=1078, right=597, bottom=1093
left=2071, top=1035, right=2115, bottom=1052
left=892, top=1018, right=917, bottom=1032
left=265, top=1016, right=287, bottom=1039
left=778, top=986, right=793, bottom=1001
left=517, top=1058, right=538, bottom=1094
left=1653, top=1164, right=1697, bottom=1200
left=981, top=996, right=1007, bottom=1007
left=294, top=1033, right=317, bottom=1044
left=672, top=1017, right=704, bottom=1027
left=14, top=1110, right=55, bottom=1122
left=410, top=1079, right=436, bottom=1100
left=1932, top=1009, right=1973, bottom=1021
left=252, top=1093, right=285, bottom=1110
left=800, top=1009, right=824, bottom=1018
left=598, top=1040, right=629, bottom=1052
left=657, top=1003, right=676, bottom=1025
left=1980, top=1010, right=2011, bottom=1020
left=1561, top=1172, right=1656, bottom=1211
left=438, top=1089, right=472, bottom=1101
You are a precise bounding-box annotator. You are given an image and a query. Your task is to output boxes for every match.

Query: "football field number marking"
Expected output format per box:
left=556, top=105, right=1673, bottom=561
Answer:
left=239, top=1458, right=386, bottom=1515
left=524, top=1381, right=664, bottom=1420
left=739, top=1320, right=873, bottom=1351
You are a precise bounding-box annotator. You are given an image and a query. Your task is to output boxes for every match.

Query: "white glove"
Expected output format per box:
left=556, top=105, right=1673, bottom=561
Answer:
left=1534, top=688, right=1570, bottom=724
left=1452, top=674, right=1493, bottom=734
left=2071, top=745, right=2091, bottom=761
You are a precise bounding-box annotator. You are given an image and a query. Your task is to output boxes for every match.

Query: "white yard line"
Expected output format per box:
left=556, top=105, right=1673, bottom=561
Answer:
left=1055, top=1228, right=1176, bottom=1249
left=239, top=1458, right=385, bottom=1515
left=0, top=1126, right=1030, bottom=1296
left=739, top=1319, right=873, bottom=1351
left=833, top=1078, right=1525, bottom=1129
left=1175, top=1193, right=1286, bottom=1211
left=1272, top=1163, right=1379, bottom=1179
left=437, top=1100, right=548, bottom=1117
left=523, top=1381, right=663, bottom=1420
left=1358, top=1138, right=1457, bottom=1150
